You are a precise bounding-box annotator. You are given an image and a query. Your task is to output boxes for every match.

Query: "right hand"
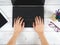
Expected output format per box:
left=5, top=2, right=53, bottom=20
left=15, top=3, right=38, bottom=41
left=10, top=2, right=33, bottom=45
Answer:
left=33, top=16, right=44, bottom=35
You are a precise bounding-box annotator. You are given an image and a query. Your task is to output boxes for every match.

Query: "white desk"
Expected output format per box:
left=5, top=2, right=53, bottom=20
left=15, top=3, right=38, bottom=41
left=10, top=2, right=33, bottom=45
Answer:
left=0, top=0, right=60, bottom=45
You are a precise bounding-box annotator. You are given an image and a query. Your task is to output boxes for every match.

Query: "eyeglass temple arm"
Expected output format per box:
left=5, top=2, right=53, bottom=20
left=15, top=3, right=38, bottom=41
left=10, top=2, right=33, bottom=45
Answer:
left=50, top=21, right=60, bottom=30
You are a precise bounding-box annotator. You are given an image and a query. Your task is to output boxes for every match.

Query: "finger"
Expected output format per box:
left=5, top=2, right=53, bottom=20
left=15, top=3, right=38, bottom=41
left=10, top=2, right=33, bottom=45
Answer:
left=39, top=16, right=41, bottom=23
left=36, top=16, right=40, bottom=24
left=14, top=18, right=16, bottom=24
left=14, top=18, right=17, bottom=27
left=22, top=22, right=25, bottom=28
left=17, top=17, right=22, bottom=24
left=42, top=18, right=44, bottom=24
left=35, top=16, right=38, bottom=24
left=16, top=16, right=19, bottom=21
left=33, top=22, right=35, bottom=28
left=20, top=19, right=24, bottom=25
left=15, top=17, right=19, bottom=24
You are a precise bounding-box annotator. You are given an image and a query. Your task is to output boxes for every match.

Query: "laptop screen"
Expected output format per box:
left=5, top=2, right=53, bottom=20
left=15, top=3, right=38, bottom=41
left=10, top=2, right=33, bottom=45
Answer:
left=11, top=0, right=45, bottom=5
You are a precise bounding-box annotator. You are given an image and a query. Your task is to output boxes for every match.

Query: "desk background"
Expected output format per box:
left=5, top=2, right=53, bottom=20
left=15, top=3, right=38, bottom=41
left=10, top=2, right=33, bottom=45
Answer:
left=0, top=0, right=60, bottom=45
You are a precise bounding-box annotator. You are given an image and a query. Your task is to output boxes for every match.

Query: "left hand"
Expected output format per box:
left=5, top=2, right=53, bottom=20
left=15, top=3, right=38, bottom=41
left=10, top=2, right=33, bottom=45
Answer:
left=14, top=17, right=25, bottom=35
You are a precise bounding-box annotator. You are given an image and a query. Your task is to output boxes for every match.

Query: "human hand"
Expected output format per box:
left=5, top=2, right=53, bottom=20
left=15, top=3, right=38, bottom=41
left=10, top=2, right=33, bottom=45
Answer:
left=14, top=17, right=25, bottom=35
left=33, top=16, right=44, bottom=35
left=7, top=17, right=25, bottom=45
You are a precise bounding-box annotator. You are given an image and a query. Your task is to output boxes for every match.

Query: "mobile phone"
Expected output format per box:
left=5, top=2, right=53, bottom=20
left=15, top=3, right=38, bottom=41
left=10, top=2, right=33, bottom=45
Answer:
left=0, top=9, right=8, bottom=28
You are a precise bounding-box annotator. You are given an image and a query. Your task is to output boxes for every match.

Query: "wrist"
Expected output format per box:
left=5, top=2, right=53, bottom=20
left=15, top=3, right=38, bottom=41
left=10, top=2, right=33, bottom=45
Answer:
left=38, top=32, right=45, bottom=38
left=38, top=31, right=44, bottom=35
left=13, top=32, right=19, bottom=38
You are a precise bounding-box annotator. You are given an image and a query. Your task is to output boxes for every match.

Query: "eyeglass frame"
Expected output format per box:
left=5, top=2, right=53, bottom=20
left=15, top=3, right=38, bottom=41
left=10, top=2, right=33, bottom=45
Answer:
left=48, top=21, right=60, bottom=32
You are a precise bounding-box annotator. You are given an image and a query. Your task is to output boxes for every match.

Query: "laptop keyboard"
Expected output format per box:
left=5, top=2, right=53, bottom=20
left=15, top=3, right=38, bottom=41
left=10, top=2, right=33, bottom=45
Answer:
left=13, top=7, right=44, bottom=27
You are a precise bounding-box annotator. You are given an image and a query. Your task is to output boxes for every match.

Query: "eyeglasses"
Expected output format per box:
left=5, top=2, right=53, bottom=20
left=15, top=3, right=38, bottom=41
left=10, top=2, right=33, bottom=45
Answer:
left=48, top=21, right=60, bottom=32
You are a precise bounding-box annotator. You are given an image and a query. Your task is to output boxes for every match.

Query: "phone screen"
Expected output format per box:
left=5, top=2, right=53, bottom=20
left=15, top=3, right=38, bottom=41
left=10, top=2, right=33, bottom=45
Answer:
left=0, top=13, right=7, bottom=28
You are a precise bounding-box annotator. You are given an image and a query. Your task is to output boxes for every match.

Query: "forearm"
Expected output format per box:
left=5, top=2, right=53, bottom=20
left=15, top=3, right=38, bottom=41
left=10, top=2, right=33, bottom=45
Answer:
left=39, top=34, right=49, bottom=45
left=7, top=34, right=18, bottom=45
left=7, top=17, right=24, bottom=45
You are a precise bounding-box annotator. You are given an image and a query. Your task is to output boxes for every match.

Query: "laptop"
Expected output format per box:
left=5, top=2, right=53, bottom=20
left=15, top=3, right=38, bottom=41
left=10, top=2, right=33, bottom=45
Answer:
left=12, top=0, right=45, bottom=27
